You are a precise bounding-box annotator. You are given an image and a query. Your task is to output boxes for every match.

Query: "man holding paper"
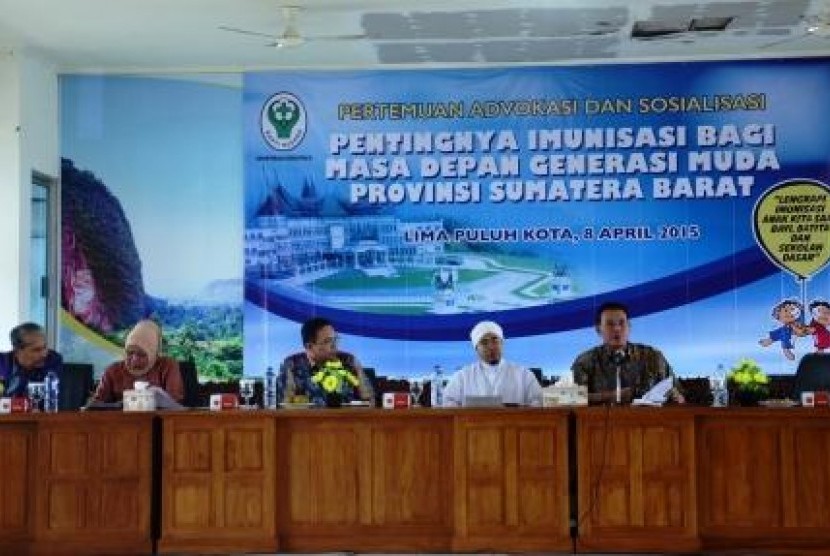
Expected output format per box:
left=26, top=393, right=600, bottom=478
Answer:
left=571, top=302, right=684, bottom=405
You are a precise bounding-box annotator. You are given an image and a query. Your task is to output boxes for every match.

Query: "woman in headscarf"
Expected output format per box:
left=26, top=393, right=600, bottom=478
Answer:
left=93, top=319, right=184, bottom=403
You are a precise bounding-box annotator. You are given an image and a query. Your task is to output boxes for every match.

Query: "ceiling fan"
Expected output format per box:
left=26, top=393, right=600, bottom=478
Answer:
left=760, top=12, right=830, bottom=49
left=219, top=5, right=366, bottom=49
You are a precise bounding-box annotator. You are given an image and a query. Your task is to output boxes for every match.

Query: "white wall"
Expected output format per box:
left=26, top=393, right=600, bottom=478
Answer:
left=0, top=47, right=58, bottom=350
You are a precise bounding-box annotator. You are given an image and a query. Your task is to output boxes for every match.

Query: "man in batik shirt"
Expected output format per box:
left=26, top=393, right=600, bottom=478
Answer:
left=571, top=301, right=684, bottom=405
left=277, top=317, right=374, bottom=406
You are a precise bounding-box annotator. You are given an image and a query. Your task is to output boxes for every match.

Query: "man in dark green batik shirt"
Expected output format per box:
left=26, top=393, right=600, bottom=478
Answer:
left=571, top=301, right=684, bottom=405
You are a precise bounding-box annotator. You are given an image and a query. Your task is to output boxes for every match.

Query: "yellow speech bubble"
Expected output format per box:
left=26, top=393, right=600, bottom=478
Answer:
left=753, top=179, right=830, bottom=279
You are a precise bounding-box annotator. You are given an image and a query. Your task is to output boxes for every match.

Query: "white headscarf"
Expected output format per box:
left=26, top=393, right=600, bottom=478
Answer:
left=124, top=319, right=162, bottom=376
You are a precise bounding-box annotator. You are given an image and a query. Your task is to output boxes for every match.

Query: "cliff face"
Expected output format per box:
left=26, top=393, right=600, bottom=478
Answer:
left=61, top=158, right=146, bottom=331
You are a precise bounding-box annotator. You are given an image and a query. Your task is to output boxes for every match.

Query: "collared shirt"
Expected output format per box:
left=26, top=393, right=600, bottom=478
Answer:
left=442, top=359, right=543, bottom=407
left=571, top=342, right=680, bottom=400
left=0, top=350, right=63, bottom=397
left=278, top=351, right=374, bottom=405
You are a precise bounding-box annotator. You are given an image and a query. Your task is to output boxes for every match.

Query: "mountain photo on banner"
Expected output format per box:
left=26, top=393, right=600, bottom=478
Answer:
left=59, top=75, right=243, bottom=380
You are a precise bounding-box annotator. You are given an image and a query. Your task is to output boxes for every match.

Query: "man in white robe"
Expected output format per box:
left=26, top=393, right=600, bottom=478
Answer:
left=442, top=321, right=543, bottom=407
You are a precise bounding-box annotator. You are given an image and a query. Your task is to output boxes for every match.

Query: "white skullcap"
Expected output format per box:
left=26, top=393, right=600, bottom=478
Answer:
left=470, top=321, right=504, bottom=347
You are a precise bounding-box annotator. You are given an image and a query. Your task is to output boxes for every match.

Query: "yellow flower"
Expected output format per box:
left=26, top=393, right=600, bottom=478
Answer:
left=727, top=358, right=769, bottom=393
left=322, top=375, right=339, bottom=393
left=311, top=359, right=359, bottom=393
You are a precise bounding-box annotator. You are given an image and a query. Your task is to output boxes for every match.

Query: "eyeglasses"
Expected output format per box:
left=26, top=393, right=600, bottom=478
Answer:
left=125, top=349, right=148, bottom=358
left=315, top=335, right=339, bottom=347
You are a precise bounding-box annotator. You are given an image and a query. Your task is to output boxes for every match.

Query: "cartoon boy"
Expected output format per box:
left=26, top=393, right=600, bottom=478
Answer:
left=807, top=300, right=830, bottom=352
left=759, top=299, right=810, bottom=360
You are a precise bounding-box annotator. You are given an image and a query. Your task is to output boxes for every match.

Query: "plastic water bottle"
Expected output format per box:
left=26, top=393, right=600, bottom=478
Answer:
left=430, top=365, right=444, bottom=407
left=264, top=366, right=277, bottom=409
left=44, top=370, right=60, bottom=413
left=711, top=364, right=728, bottom=407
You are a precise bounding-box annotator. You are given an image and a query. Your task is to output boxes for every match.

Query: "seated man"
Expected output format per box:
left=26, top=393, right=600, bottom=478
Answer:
left=571, top=301, right=684, bottom=405
left=443, top=320, right=543, bottom=407
left=278, top=317, right=374, bottom=405
left=0, top=322, right=63, bottom=397
left=93, top=319, right=184, bottom=403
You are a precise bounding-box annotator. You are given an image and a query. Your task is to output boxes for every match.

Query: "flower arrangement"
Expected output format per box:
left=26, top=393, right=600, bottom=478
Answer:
left=312, top=359, right=359, bottom=395
left=728, top=358, right=769, bottom=391
left=728, top=358, right=769, bottom=405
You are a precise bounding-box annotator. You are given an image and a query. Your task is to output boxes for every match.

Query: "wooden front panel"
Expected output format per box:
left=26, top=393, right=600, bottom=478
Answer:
left=789, top=422, right=830, bottom=528
left=281, top=412, right=453, bottom=552
left=35, top=413, right=153, bottom=554
left=0, top=423, right=35, bottom=540
left=453, top=411, right=570, bottom=552
left=287, top=423, right=361, bottom=525
left=160, top=413, right=276, bottom=553
left=698, top=412, right=830, bottom=549
left=370, top=422, right=449, bottom=526
left=577, top=408, right=697, bottom=553
left=698, top=418, right=782, bottom=530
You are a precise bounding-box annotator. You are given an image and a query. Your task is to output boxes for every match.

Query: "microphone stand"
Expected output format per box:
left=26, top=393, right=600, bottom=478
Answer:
left=612, top=350, right=625, bottom=404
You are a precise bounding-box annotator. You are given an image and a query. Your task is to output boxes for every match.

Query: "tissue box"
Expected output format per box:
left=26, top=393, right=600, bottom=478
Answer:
left=543, top=384, right=588, bottom=407
left=123, top=389, right=156, bottom=411
left=210, top=393, right=239, bottom=411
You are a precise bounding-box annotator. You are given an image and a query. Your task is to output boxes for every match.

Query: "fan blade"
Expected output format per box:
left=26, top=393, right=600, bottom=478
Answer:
left=218, top=25, right=275, bottom=39
left=760, top=34, right=805, bottom=49
left=306, top=33, right=368, bottom=41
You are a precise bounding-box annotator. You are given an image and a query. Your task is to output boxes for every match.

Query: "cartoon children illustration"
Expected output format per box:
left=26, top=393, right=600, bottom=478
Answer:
left=807, top=300, right=830, bottom=352
left=759, top=299, right=810, bottom=360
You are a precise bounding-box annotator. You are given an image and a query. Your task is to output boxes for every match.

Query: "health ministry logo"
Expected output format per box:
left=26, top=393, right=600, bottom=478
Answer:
left=260, top=92, right=306, bottom=150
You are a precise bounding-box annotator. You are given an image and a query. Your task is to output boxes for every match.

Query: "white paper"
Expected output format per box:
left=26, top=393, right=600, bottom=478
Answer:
left=632, top=376, right=673, bottom=406
left=148, top=385, right=185, bottom=410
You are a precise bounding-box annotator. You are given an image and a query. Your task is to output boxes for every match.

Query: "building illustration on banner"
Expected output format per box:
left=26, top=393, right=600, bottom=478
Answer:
left=244, top=179, right=574, bottom=315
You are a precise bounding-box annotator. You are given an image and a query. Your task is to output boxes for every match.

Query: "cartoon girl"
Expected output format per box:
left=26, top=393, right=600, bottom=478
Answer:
left=807, top=300, right=830, bottom=352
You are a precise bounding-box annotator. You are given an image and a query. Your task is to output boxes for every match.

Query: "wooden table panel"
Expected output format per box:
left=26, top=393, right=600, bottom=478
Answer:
left=576, top=407, right=699, bottom=553
left=0, top=423, right=35, bottom=541
left=453, top=410, right=570, bottom=553
left=280, top=410, right=453, bottom=552
left=370, top=421, right=449, bottom=525
left=36, top=413, right=153, bottom=555
left=788, top=422, right=830, bottom=528
left=698, top=410, right=830, bottom=550
left=159, top=412, right=276, bottom=554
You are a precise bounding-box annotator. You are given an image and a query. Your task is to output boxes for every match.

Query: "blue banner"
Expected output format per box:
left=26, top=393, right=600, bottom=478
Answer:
left=243, top=60, right=830, bottom=379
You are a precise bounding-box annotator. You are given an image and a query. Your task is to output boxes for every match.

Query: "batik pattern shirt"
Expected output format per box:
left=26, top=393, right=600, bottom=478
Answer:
left=277, top=351, right=374, bottom=405
left=571, top=343, right=681, bottom=400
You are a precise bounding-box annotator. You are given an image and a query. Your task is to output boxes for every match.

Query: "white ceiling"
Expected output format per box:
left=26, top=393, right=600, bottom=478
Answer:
left=1, top=0, right=830, bottom=73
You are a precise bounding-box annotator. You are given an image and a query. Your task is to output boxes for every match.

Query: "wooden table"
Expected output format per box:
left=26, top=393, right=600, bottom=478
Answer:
left=3, top=406, right=830, bottom=554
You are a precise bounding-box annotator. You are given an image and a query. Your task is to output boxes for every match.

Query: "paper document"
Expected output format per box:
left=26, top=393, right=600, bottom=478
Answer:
left=632, top=377, right=673, bottom=406
left=149, top=386, right=185, bottom=410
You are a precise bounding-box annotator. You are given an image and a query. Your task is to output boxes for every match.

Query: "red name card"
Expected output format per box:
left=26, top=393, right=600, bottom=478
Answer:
left=209, top=393, right=239, bottom=411
left=382, top=392, right=411, bottom=409
left=11, top=396, right=32, bottom=413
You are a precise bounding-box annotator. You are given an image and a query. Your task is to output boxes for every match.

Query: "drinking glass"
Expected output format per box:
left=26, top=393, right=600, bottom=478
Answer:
left=239, top=378, right=255, bottom=409
left=28, top=382, right=45, bottom=412
left=410, top=380, right=422, bottom=407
